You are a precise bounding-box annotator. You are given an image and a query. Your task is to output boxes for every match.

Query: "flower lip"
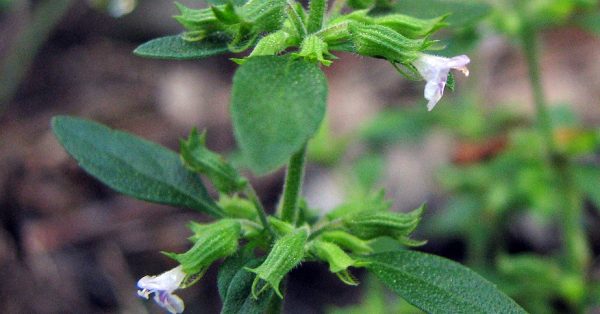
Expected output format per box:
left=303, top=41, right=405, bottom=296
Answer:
left=137, top=266, right=186, bottom=314
left=412, top=53, right=470, bottom=111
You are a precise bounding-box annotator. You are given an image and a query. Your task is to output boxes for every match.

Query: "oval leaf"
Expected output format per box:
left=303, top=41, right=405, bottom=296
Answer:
left=134, top=35, right=229, bottom=60
left=362, top=251, right=526, bottom=313
left=51, top=116, right=223, bottom=217
left=231, top=56, right=328, bottom=174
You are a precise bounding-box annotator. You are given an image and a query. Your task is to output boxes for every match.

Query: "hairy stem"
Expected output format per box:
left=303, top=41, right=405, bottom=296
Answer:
left=246, top=185, right=276, bottom=238
left=280, top=144, right=308, bottom=224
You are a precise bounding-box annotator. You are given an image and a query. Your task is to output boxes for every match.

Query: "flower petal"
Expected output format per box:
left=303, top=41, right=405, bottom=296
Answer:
left=154, top=291, right=185, bottom=314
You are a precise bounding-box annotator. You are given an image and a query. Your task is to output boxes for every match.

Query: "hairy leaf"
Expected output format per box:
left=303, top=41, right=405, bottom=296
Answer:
left=134, top=35, right=229, bottom=60
left=362, top=251, right=526, bottom=313
left=51, top=116, right=223, bottom=217
left=231, top=56, right=327, bottom=174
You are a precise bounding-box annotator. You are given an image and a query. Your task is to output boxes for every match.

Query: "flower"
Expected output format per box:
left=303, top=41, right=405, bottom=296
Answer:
left=412, top=54, right=470, bottom=111
left=137, top=266, right=186, bottom=314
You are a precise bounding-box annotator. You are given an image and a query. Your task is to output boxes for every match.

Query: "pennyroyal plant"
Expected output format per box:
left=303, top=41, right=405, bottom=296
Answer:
left=51, top=0, right=526, bottom=313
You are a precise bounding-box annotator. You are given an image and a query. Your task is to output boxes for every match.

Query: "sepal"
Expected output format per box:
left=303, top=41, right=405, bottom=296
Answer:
left=294, top=35, right=335, bottom=66
left=349, top=23, right=425, bottom=63
left=246, top=228, right=308, bottom=298
left=166, top=219, right=241, bottom=274
left=310, top=240, right=359, bottom=286
left=341, top=205, right=424, bottom=240
left=180, top=128, right=248, bottom=194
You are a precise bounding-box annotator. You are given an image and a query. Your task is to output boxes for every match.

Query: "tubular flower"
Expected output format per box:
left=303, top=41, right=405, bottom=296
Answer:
left=412, top=54, right=470, bottom=111
left=137, top=266, right=186, bottom=314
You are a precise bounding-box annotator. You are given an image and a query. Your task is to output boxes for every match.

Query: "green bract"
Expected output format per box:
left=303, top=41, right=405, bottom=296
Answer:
left=342, top=205, right=423, bottom=240
left=320, top=230, right=373, bottom=255
left=350, top=23, right=425, bottom=63
left=167, top=219, right=241, bottom=274
left=310, top=240, right=358, bottom=285
left=180, top=129, right=247, bottom=194
left=217, top=195, right=258, bottom=220
left=247, top=228, right=308, bottom=298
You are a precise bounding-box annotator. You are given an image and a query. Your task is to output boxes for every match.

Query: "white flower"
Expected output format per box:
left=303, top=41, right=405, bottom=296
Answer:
left=137, top=266, right=186, bottom=314
left=412, top=54, right=470, bottom=111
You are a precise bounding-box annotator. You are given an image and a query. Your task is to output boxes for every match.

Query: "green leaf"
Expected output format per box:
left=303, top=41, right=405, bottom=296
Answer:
left=218, top=251, right=275, bottom=314
left=51, top=116, right=223, bottom=217
left=362, top=251, right=526, bottom=313
left=133, top=35, right=229, bottom=60
left=387, top=0, right=491, bottom=27
left=231, top=56, right=327, bottom=174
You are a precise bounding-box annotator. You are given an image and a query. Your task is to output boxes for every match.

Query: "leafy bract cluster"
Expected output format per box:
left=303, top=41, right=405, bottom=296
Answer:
left=51, top=0, right=527, bottom=313
left=138, top=0, right=445, bottom=68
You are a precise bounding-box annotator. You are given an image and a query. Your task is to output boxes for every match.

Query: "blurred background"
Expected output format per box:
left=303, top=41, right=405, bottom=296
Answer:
left=1, top=0, right=600, bottom=313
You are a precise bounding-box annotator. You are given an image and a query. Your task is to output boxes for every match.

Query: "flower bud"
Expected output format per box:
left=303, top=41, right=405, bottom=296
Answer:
left=180, top=129, right=247, bottom=194
left=167, top=219, right=241, bottom=274
left=342, top=205, right=424, bottom=240
left=247, top=228, right=308, bottom=298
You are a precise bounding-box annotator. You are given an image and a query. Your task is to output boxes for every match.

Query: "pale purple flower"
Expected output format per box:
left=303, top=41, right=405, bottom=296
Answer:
left=412, top=54, right=470, bottom=111
left=137, top=266, right=186, bottom=314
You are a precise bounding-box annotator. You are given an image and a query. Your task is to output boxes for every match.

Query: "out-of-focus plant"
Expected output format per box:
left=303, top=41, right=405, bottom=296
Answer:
left=0, top=0, right=138, bottom=113
left=352, top=0, right=600, bottom=312
left=50, top=0, right=526, bottom=313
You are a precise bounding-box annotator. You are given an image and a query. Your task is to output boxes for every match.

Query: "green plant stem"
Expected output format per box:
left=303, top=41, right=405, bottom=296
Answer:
left=245, top=185, right=276, bottom=238
left=280, top=144, right=308, bottom=224
left=520, top=22, right=590, bottom=281
left=520, top=24, right=554, bottom=151
left=466, top=209, right=495, bottom=270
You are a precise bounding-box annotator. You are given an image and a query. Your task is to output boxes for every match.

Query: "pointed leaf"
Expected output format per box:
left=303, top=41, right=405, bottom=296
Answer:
left=134, top=35, right=229, bottom=60
left=231, top=56, right=327, bottom=174
left=51, top=116, right=223, bottom=217
left=362, top=251, right=526, bottom=314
